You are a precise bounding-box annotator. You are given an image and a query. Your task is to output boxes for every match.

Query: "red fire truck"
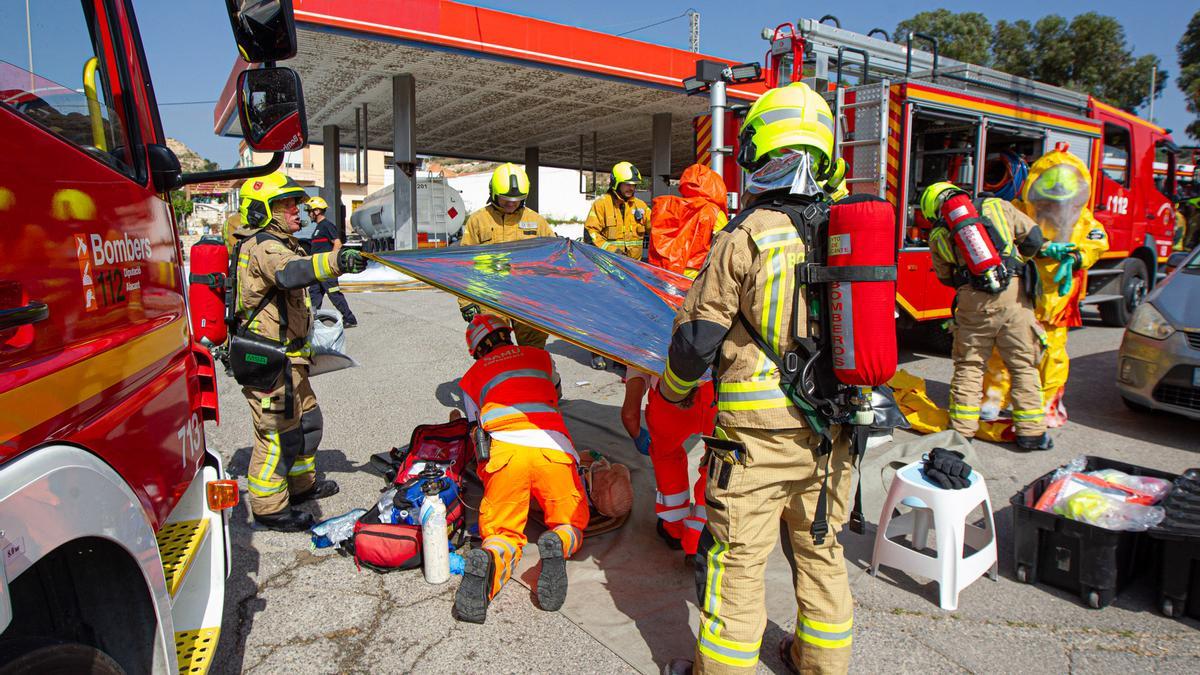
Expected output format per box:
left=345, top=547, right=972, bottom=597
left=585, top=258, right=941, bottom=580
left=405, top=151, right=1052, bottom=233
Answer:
left=0, top=1, right=308, bottom=672
left=709, top=19, right=1180, bottom=333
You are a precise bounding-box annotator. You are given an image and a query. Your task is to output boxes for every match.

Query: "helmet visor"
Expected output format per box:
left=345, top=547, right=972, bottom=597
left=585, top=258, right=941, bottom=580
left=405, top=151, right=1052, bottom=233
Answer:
left=1028, top=163, right=1089, bottom=240
left=745, top=149, right=823, bottom=198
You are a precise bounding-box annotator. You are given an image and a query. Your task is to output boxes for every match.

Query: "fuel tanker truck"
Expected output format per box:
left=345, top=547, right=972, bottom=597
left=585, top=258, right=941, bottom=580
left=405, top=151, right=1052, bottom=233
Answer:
left=349, top=174, right=468, bottom=251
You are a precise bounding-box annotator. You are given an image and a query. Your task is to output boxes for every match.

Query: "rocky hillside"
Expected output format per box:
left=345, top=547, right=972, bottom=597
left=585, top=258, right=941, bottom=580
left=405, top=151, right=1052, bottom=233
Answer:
left=166, top=138, right=219, bottom=173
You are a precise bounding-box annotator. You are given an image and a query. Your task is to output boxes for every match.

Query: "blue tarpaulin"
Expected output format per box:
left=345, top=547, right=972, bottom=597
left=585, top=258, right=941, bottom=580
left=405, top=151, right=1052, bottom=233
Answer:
left=368, top=238, right=692, bottom=376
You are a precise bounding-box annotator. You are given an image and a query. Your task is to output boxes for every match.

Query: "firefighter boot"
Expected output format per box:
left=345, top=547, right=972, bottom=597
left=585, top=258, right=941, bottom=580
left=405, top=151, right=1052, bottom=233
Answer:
left=661, top=659, right=694, bottom=675
left=1016, top=432, right=1054, bottom=451
left=454, top=548, right=495, bottom=624
left=289, top=479, right=340, bottom=505
left=777, top=636, right=801, bottom=675
left=657, top=519, right=684, bottom=550
left=253, top=509, right=316, bottom=533
left=536, top=531, right=568, bottom=611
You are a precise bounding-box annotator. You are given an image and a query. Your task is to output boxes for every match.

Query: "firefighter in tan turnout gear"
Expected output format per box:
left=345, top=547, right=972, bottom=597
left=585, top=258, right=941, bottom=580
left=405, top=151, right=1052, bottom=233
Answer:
left=660, top=82, right=857, bottom=675
left=232, top=172, right=368, bottom=532
left=922, top=181, right=1054, bottom=451
left=458, top=162, right=555, bottom=349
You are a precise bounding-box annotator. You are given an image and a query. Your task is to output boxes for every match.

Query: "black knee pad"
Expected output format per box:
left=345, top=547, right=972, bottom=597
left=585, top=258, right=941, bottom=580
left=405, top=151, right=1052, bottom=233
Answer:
left=278, top=425, right=305, bottom=469
left=301, top=406, right=324, bottom=454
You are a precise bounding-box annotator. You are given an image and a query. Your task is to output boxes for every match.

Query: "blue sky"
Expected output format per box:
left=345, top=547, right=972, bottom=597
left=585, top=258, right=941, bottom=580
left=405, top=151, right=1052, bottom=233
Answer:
left=135, top=1, right=1198, bottom=167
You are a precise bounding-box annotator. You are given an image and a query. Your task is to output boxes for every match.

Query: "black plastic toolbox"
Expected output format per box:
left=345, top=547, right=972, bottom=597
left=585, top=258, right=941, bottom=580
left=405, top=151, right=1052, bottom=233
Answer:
left=1009, top=456, right=1177, bottom=609
left=1148, top=530, right=1200, bottom=620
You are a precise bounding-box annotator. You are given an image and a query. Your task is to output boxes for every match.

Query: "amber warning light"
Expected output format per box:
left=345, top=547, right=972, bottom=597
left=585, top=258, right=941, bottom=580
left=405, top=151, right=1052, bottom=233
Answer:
left=207, top=480, right=240, bottom=510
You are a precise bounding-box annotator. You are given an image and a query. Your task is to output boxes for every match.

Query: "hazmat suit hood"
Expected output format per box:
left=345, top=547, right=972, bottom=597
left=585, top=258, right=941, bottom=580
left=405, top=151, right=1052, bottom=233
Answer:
left=678, top=163, right=726, bottom=207
left=1016, top=149, right=1092, bottom=242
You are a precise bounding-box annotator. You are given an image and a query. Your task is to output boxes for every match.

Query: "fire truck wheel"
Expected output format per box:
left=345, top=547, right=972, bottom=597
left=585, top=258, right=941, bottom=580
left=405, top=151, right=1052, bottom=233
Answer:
left=1099, top=258, right=1148, bottom=327
left=0, top=640, right=124, bottom=675
left=921, top=321, right=954, bottom=355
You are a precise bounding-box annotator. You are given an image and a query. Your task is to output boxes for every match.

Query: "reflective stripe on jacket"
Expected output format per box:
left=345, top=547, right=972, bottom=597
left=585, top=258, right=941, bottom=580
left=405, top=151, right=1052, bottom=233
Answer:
left=459, top=345, right=578, bottom=469
left=585, top=191, right=649, bottom=258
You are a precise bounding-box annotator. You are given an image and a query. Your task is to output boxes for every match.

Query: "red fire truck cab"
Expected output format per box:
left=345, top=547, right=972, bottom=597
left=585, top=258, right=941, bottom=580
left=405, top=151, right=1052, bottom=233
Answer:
left=739, top=19, right=1179, bottom=332
left=0, top=1, right=308, bottom=672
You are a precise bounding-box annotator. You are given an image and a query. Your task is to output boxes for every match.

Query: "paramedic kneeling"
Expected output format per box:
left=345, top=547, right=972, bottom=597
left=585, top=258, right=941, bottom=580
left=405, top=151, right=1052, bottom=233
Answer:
left=453, top=314, right=589, bottom=624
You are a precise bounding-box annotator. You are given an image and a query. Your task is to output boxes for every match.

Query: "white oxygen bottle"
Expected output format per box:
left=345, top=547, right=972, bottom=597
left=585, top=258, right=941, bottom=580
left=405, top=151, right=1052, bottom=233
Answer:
left=420, top=490, right=450, bottom=584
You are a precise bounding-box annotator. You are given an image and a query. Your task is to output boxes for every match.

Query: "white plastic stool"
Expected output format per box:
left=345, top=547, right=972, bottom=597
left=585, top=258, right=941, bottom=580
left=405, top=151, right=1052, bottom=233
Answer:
left=870, top=461, right=998, bottom=610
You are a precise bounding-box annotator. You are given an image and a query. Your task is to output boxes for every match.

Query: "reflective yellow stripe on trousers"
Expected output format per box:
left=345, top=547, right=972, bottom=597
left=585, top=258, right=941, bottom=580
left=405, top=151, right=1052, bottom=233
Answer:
left=247, top=430, right=286, bottom=496
left=797, top=613, right=853, bottom=650
left=698, top=537, right=762, bottom=668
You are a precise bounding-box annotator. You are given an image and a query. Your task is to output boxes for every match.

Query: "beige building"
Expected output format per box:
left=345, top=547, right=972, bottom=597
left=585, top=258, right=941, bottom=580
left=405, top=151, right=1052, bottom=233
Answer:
left=239, top=142, right=390, bottom=223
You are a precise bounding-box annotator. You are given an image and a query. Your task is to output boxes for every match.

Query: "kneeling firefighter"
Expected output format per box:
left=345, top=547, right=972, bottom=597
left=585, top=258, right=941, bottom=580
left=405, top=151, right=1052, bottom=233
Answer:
left=454, top=314, right=589, bottom=624
left=922, top=180, right=1055, bottom=450
left=659, top=82, right=898, bottom=674
left=228, top=172, right=368, bottom=532
left=458, top=163, right=555, bottom=349
left=979, top=145, right=1108, bottom=430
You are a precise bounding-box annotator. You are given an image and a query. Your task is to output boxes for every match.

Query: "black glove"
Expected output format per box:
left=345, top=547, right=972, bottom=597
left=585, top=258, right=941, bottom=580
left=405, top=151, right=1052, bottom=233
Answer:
left=924, top=447, right=972, bottom=490
left=460, top=303, right=481, bottom=322
left=337, top=248, right=367, bottom=274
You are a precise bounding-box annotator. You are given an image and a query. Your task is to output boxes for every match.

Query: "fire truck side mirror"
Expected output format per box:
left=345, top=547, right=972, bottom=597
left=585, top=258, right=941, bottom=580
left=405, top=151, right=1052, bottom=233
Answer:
left=225, top=0, right=297, bottom=63
left=237, top=67, right=308, bottom=153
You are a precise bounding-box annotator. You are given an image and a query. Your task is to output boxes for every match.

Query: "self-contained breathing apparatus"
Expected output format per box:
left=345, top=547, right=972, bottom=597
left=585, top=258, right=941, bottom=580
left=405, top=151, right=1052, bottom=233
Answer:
left=926, top=184, right=1025, bottom=294
left=729, top=158, right=899, bottom=540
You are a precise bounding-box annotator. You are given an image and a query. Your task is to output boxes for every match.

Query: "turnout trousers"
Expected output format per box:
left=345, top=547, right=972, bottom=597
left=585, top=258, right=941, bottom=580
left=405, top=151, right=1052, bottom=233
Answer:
left=646, top=381, right=716, bottom=555
left=694, top=426, right=854, bottom=674
left=476, top=440, right=589, bottom=599
left=948, top=285, right=1046, bottom=438
left=243, top=365, right=323, bottom=516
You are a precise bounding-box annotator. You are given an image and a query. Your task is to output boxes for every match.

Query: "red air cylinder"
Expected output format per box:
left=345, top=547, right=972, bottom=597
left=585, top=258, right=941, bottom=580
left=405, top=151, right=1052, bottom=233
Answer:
left=188, top=235, right=230, bottom=346
left=941, top=192, right=1002, bottom=275
left=826, top=196, right=897, bottom=387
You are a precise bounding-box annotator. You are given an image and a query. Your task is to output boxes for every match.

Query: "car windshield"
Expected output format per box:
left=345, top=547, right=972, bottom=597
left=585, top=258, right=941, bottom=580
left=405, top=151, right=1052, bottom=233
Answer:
left=1187, top=251, right=1200, bottom=271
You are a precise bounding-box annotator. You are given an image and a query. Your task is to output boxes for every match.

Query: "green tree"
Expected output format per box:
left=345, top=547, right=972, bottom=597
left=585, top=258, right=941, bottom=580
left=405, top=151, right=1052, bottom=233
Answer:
left=991, top=19, right=1035, bottom=78
left=894, top=9, right=992, bottom=66
left=896, top=11, right=1165, bottom=112
left=1179, top=10, right=1200, bottom=139
left=171, top=191, right=193, bottom=224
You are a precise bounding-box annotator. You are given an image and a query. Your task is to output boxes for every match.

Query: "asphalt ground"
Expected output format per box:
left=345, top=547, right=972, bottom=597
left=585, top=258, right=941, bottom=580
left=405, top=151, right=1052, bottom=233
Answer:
left=205, top=289, right=1199, bottom=674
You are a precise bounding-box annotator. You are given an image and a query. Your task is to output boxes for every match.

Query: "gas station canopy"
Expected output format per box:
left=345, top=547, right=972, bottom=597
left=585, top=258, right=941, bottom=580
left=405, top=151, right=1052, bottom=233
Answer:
left=214, top=0, right=766, bottom=175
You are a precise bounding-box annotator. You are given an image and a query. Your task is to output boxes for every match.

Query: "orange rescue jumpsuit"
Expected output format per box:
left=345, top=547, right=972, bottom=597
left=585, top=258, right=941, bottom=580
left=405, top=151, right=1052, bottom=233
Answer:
left=460, top=345, right=589, bottom=598
left=647, top=380, right=716, bottom=555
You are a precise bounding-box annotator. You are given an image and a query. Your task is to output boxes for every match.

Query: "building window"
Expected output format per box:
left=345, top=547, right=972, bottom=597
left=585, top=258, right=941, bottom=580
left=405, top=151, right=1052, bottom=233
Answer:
left=340, top=149, right=358, bottom=173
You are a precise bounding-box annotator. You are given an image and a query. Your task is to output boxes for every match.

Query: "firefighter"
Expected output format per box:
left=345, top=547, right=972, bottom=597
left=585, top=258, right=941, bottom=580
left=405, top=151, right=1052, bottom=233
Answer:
left=453, top=314, right=589, bottom=624
left=980, top=148, right=1109, bottom=429
left=922, top=181, right=1054, bottom=450
left=458, top=163, right=554, bottom=349
left=305, top=196, right=359, bottom=328
left=232, top=172, right=368, bottom=531
left=583, top=161, right=650, bottom=369
left=660, top=82, right=856, bottom=675
left=622, top=369, right=716, bottom=561
left=585, top=161, right=650, bottom=260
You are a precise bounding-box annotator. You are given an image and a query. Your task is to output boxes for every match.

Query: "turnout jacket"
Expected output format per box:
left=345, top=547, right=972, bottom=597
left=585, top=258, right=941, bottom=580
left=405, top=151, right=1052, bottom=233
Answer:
left=233, top=218, right=343, bottom=363
left=460, top=204, right=554, bottom=245
left=660, top=205, right=813, bottom=430
left=585, top=191, right=649, bottom=259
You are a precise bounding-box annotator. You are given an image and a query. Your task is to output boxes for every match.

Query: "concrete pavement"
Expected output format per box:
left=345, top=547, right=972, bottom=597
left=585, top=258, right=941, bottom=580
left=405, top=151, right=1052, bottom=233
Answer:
left=206, top=289, right=1199, bottom=673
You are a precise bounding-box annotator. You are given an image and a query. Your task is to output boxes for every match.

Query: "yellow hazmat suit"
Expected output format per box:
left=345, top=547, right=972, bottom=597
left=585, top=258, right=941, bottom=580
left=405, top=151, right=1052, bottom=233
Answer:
left=979, top=148, right=1108, bottom=438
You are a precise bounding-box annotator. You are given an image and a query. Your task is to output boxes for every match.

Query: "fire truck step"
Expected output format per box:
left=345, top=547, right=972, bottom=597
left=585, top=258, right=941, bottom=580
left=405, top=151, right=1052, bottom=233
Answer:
left=175, top=626, right=220, bottom=674
left=157, top=519, right=211, bottom=598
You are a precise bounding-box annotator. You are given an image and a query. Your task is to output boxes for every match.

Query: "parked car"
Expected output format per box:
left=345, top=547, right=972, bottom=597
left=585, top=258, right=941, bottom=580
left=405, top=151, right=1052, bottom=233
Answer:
left=1117, top=248, right=1200, bottom=420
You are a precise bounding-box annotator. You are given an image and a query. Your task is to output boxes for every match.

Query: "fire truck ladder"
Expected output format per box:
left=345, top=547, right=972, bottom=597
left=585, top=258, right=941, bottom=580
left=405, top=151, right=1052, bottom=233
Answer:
left=827, top=80, right=891, bottom=199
